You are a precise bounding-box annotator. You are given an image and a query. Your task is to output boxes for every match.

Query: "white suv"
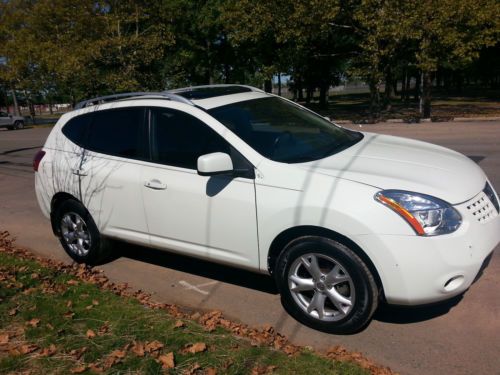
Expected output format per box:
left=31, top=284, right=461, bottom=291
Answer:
left=34, top=85, right=500, bottom=333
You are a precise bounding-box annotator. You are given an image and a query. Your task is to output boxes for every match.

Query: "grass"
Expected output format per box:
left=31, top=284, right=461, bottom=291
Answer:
left=0, top=250, right=368, bottom=375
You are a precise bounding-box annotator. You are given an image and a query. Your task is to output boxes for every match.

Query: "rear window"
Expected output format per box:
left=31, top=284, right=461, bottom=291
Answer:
left=61, top=113, right=92, bottom=146
left=85, top=108, right=146, bottom=159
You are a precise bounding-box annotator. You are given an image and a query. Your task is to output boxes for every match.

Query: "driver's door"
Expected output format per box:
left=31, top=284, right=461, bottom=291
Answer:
left=141, top=107, right=260, bottom=269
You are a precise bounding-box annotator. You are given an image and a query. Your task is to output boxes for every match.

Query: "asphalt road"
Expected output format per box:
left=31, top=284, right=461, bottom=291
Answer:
left=1, top=121, right=499, bottom=375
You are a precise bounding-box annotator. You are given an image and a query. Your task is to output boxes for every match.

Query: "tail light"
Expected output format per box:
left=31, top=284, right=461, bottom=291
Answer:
left=33, top=150, right=46, bottom=172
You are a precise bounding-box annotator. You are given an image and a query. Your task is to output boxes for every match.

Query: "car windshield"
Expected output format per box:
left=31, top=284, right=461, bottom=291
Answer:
left=208, top=97, right=362, bottom=163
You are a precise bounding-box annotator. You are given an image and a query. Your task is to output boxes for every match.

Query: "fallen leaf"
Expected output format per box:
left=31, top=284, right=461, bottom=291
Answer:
left=184, top=363, right=201, bottom=374
left=0, top=334, right=9, bottom=345
left=206, top=368, right=217, bottom=375
left=92, top=300, right=99, bottom=306
left=98, top=322, right=109, bottom=336
left=86, top=329, right=96, bottom=339
left=20, top=344, right=39, bottom=354
left=174, top=320, right=185, bottom=328
left=38, top=344, right=57, bottom=357
left=109, top=349, right=126, bottom=359
left=67, top=280, right=79, bottom=286
left=67, top=301, right=73, bottom=308
left=69, top=346, right=87, bottom=360
left=88, top=363, right=104, bottom=373
left=46, top=323, right=54, bottom=331
left=22, top=287, right=37, bottom=295
left=27, top=318, right=40, bottom=327
left=145, top=340, right=164, bottom=353
left=63, top=311, right=75, bottom=319
left=31, top=273, right=39, bottom=280
left=158, top=352, right=175, bottom=369
left=70, top=365, right=87, bottom=374
left=186, top=342, right=207, bottom=354
left=8, top=307, right=18, bottom=316
left=85, top=305, right=93, bottom=310
left=131, top=341, right=145, bottom=357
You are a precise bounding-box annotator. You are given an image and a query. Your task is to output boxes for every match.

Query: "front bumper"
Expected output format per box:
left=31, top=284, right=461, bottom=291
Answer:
left=353, top=191, right=500, bottom=305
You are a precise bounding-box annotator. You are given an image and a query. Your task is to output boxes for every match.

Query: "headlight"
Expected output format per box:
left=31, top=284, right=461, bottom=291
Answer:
left=375, top=190, right=462, bottom=236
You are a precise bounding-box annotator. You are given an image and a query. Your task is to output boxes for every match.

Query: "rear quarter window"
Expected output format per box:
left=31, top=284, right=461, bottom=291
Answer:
left=61, top=113, right=92, bottom=147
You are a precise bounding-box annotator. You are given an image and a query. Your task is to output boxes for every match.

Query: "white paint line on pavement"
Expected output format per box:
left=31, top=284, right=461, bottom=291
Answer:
left=178, top=280, right=217, bottom=295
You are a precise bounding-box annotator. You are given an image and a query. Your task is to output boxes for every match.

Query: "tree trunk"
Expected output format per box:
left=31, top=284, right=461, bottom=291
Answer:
left=414, top=72, right=421, bottom=101
left=421, top=71, right=432, bottom=118
left=369, top=79, right=380, bottom=119
left=319, top=83, right=328, bottom=109
left=10, top=89, right=20, bottom=116
left=383, top=70, right=393, bottom=111
left=264, top=79, right=272, bottom=93
left=297, top=77, right=304, bottom=101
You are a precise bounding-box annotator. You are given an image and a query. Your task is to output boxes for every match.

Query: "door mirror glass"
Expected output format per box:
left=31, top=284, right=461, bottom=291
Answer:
left=197, top=152, right=233, bottom=176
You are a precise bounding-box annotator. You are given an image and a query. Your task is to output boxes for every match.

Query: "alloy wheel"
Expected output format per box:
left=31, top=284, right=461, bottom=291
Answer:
left=288, top=253, right=355, bottom=321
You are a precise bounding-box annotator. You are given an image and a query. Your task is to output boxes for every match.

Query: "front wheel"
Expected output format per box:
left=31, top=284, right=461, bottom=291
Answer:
left=53, top=199, right=111, bottom=265
left=275, top=236, right=378, bottom=334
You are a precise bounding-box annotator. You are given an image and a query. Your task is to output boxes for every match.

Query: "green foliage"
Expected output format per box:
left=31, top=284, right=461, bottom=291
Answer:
left=0, top=0, right=498, bottom=112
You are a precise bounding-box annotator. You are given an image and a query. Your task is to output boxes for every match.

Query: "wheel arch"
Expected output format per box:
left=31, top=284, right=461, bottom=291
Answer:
left=50, top=192, right=81, bottom=236
left=267, top=225, right=384, bottom=294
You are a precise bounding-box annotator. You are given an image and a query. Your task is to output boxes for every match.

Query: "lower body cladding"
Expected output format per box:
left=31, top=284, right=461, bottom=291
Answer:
left=353, top=214, right=500, bottom=305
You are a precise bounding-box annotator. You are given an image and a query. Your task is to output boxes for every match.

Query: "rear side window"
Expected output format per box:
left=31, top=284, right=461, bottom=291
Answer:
left=151, top=108, right=230, bottom=169
left=61, top=113, right=92, bottom=146
left=86, top=108, right=146, bottom=159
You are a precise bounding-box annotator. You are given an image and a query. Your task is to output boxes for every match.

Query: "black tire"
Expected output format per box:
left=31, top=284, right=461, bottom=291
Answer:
left=275, top=236, right=378, bottom=334
left=14, top=121, right=24, bottom=130
left=53, top=199, right=111, bottom=265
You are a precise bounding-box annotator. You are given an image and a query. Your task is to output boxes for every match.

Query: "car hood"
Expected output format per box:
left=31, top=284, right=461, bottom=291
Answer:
left=298, top=132, right=486, bottom=204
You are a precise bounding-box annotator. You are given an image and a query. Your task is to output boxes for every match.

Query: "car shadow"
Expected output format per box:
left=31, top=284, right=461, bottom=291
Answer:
left=373, top=295, right=463, bottom=324
left=107, top=240, right=471, bottom=326
left=111, top=241, right=279, bottom=295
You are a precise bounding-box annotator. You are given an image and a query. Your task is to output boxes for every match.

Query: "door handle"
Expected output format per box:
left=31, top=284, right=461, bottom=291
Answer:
left=72, top=168, right=87, bottom=176
left=144, top=179, right=167, bottom=190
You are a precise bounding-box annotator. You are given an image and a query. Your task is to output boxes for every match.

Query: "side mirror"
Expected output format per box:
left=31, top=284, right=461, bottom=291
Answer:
left=197, top=152, right=233, bottom=176
left=323, top=116, right=331, bottom=122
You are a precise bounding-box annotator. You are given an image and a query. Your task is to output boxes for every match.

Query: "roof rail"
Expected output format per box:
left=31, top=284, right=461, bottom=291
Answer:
left=167, top=84, right=264, bottom=94
left=74, top=91, right=194, bottom=110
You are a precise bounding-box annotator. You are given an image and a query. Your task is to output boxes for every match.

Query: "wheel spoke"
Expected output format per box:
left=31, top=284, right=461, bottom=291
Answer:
left=307, top=292, right=326, bottom=319
left=289, top=275, right=314, bottom=292
left=325, top=288, right=352, bottom=314
left=325, top=264, right=349, bottom=285
left=300, top=255, right=322, bottom=280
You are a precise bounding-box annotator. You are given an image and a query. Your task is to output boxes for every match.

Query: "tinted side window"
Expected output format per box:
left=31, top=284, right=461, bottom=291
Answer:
left=86, top=108, right=145, bottom=159
left=151, top=108, right=230, bottom=169
left=61, top=113, right=92, bottom=146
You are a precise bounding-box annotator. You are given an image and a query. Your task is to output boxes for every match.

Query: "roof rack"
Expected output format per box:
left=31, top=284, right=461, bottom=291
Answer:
left=74, top=91, right=194, bottom=110
left=167, top=84, right=264, bottom=95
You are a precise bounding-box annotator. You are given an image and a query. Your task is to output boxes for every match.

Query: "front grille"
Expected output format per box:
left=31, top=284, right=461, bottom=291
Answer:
left=466, top=192, right=498, bottom=223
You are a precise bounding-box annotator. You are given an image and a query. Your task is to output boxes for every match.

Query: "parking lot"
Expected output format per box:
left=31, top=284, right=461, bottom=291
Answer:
left=1, top=121, right=499, bottom=375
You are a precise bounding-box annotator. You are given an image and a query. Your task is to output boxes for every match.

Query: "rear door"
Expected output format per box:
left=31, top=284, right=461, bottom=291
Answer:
left=141, top=106, right=260, bottom=269
left=77, top=107, right=150, bottom=244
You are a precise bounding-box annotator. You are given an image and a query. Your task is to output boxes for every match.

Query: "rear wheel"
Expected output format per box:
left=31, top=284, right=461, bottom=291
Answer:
left=14, top=121, right=24, bottom=130
left=53, top=199, right=111, bottom=265
left=275, top=236, right=378, bottom=334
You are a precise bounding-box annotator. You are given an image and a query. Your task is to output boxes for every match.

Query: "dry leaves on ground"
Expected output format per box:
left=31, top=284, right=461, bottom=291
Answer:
left=184, top=342, right=207, bottom=354
left=157, top=352, right=175, bottom=369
